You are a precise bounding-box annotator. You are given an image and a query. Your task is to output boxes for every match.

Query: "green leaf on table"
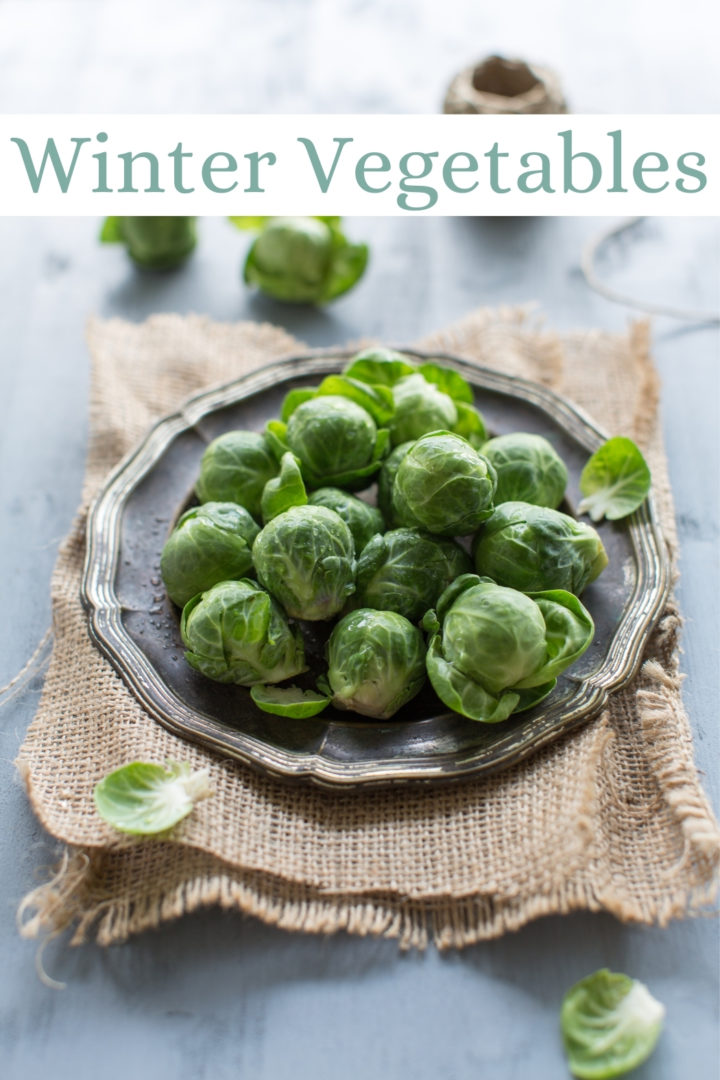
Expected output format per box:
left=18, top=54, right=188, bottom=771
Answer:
left=578, top=437, right=651, bottom=521
left=561, top=968, right=665, bottom=1079
left=93, top=760, right=212, bottom=836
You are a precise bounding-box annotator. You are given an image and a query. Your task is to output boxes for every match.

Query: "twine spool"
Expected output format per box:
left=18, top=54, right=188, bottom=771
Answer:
left=443, top=55, right=568, bottom=115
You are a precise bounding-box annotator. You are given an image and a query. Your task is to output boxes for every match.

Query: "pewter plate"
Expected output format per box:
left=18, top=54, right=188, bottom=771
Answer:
left=81, top=350, right=671, bottom=788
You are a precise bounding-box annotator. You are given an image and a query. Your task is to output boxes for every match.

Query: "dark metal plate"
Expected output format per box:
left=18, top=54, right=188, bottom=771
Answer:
left=81, top=350, right=671, bottom=788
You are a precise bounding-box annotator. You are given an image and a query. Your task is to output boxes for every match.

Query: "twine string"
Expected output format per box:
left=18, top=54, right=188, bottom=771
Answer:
left=581, top=217, right=720, bottom=324
left=0, top=627, right=54, bottom=711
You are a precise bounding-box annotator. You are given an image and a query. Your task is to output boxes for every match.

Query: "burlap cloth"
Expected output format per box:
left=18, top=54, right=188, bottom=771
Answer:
left=17, top=307, right=720, bottom=950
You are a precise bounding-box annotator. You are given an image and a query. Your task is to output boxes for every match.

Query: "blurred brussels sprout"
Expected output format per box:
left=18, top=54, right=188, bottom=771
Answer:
left=354, top=528, right=472, bottom=623
left=181, top=579, right=306, bottom=685
left=377, top=441, right=415, bottom=524
left=100, top=216, right=197, bottom=269
left=261, top=452, right=307, bottom=523
left=252, top=505, right=356, bottom=620
left=243, top=217, right=368, bottom=304
left=389, top=373, right=458, bottom=445
left=308, top=488, right=384, bottom=553
left=160, top=501, right=260, bottom=607
left=473, top=501, right=608, bottom=594
left=269, top=395, right=389, bottom=490
left=392, top=431, right=497, bottom=536
left=195, top=431, right=279, bottom=519
left=325, top=609, right=426, bottom=718
left=343, top=346, right=417, bottom=387
left=423, top=575, right=594, bottom=723
left=481, top=432, right=568, bottom=508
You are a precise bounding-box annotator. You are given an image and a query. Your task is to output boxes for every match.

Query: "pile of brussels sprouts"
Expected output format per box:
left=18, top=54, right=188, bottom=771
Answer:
left=160, top=347, right=609, bottom=723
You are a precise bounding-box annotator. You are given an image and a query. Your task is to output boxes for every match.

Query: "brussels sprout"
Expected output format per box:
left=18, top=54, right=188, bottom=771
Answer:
left=354, top=528, right=472, bottom=623
left=377, top=441, right=415, bottom=524
left=100, top=216, right=197, bottom=269
left=392, top=431, right=497, bottom=536
left=473, top=501, right=608, bottom=594
left=561, top=969, right=665, bottom=1079
left=181, top=579, right=306, bottom=685
left=195, top=430, right=279, bottom=519
left=243, top=217, right=368, bottom=304
left=160, top=501, right=260, bottom=607
left=481, top=432, right=568, bottom=508
left=252, top=505, right=356, bottom=620
left=423, top=575, right=594, bottom=723
left=261, top=452, right=307, bottom=523
left=389, top=373, right=458, bottom=445
left=271, top=395, right=389, bottom=490
left=342, top=346, right=416, bottom=387
left=308, top=488, right=385, bottom=553
left=325, top=609, right=426, bottom=718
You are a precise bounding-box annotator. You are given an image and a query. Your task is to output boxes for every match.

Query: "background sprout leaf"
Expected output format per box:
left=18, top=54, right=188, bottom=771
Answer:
left=250, top=684, right=331, bottom=718
left=99, top=216, right=124, bottom=243
left=417, top=363, right=474, bottom=404
left=93, top=761, right=212, bottom=836
left=342, top=348, right=416, bottom=387
left=261, top=452, right=308, bottom=523
left=561, top=969, right=665, bottom=1079
left=578, top=437, right=651, bottom=522
left=321, top=238, right=369, bottom=302
left=452, top=402, right=488, bottom=448
left=316, top=375, right=395, bottom=426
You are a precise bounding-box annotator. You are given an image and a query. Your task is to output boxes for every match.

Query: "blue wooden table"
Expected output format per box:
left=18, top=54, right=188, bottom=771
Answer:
left=1, top=4, right=718, bottom=1078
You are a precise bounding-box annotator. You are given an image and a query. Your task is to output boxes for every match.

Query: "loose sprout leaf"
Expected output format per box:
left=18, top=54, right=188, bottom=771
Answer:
left=561, top=969, right=665, bottom=1079
left=250, top=684, right=331, bottom=718
left=578, top=437, right=651, bottom=522
left=99, top=216, right=124, bottom=243
left=321, top=239, right=369, bottom=301
left=93, top=761, right=212, bottom=836
left=417, top=363, right=474, bottom=404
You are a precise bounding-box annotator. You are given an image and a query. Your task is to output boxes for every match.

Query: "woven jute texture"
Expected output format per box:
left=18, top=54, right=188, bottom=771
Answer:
left=17, top=308, right=720, bottom=950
